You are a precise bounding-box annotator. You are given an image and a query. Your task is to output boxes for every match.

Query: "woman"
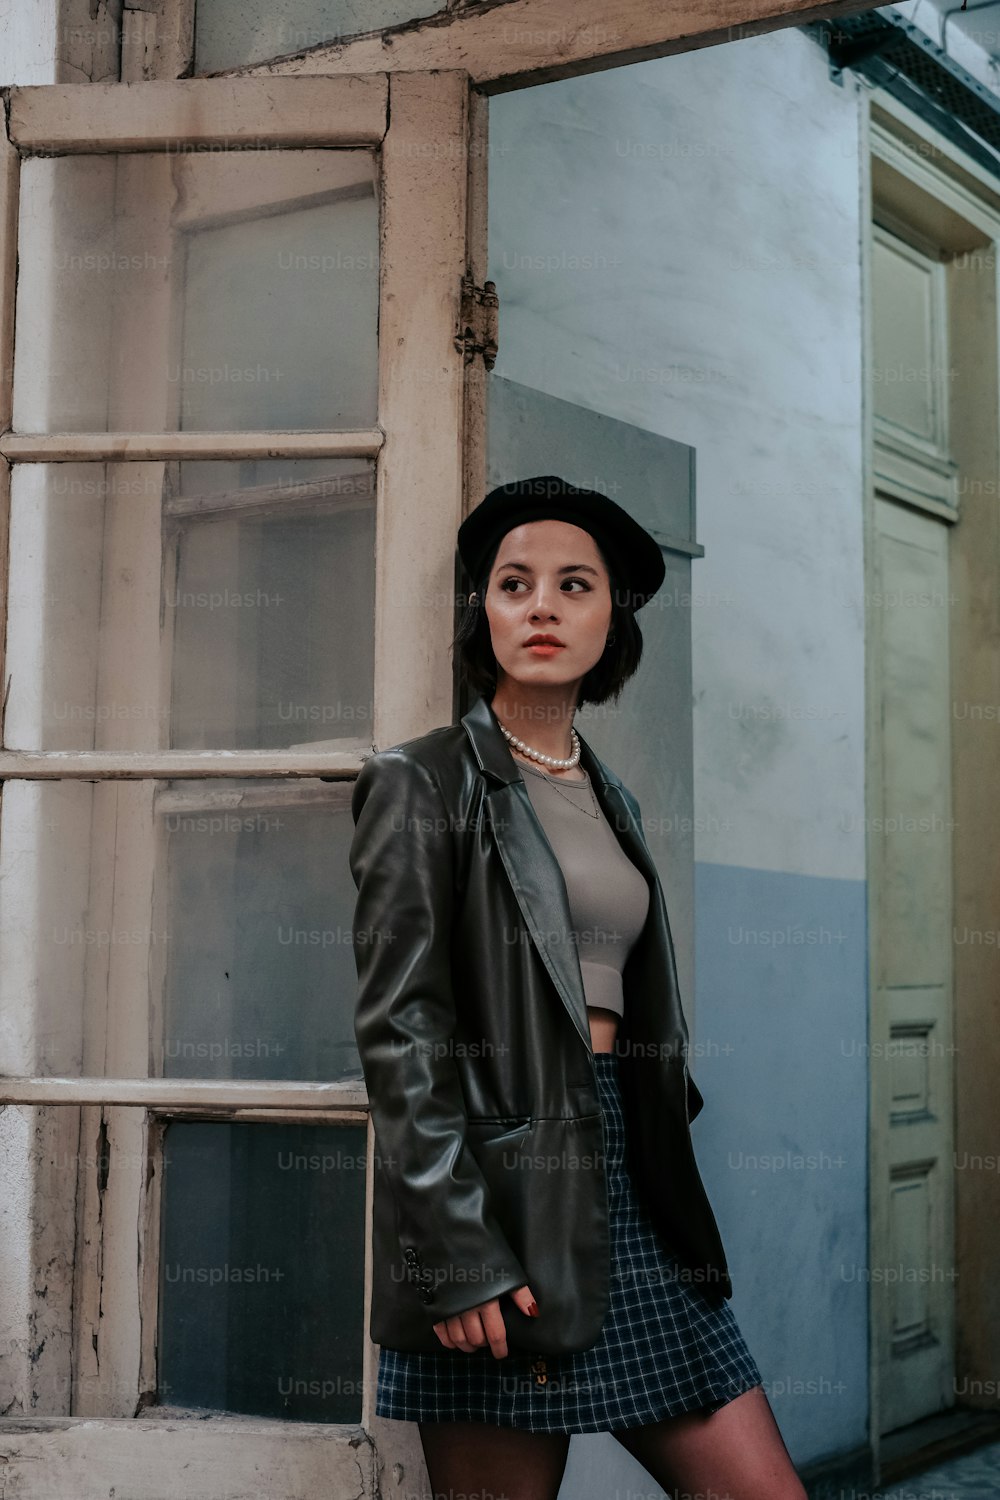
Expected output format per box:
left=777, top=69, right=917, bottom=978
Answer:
left=349, top=476, right=807, bottom=1500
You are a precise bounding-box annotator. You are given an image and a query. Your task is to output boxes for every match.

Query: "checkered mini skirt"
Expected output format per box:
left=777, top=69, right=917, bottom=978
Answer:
left=375, top=1050, right=763, bottom=1433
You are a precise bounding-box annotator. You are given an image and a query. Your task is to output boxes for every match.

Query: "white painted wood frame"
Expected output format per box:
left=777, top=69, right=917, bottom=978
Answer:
left=203, top=0, right=885, bottom=90
left=0, top=68, right=477, bottom=1498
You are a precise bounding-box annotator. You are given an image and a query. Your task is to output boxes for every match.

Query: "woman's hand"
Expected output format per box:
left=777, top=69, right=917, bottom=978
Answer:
left=432, top=1284, right=538, bottom=1360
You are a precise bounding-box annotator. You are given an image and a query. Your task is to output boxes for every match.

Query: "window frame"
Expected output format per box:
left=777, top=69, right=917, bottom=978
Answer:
left=0, top=69, right=481, bottom=1456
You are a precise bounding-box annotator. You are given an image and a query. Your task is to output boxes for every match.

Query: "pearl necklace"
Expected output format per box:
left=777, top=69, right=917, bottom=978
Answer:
left=498, top=721, right=582, bottom=769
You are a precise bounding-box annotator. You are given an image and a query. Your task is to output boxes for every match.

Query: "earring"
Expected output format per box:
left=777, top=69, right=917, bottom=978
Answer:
left=469, top=591, right=479, bottom=605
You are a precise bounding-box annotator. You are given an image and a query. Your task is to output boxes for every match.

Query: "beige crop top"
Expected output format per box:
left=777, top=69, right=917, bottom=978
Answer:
left=518, top=760, right=651, bottom=1018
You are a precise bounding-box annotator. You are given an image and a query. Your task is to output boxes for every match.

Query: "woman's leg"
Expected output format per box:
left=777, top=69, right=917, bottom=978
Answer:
left=611, top=1385, right=808, bottom=1500
left=418, top=1419, right=571, bottom=1500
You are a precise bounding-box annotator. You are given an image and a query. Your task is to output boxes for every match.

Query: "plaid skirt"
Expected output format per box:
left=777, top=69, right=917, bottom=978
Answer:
left=375, top=1051, right=763, bottom=1433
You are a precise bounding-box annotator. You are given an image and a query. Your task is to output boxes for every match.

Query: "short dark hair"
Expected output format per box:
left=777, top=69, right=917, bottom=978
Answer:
left=452, top=535, right=644, bottom=708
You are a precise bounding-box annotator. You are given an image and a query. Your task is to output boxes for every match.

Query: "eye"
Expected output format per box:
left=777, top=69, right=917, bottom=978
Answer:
left=497, top=576, right=592, bottom=592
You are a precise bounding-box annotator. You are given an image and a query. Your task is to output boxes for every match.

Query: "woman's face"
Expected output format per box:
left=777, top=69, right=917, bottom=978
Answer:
left=484, top=519, right=614, bottom=693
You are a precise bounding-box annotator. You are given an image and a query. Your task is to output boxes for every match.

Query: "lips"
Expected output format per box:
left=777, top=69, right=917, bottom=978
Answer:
left=523, top=636, right=565, bottom=647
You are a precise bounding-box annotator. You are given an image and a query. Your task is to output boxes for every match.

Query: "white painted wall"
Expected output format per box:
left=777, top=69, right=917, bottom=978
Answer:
left=489, top=26, right=868, bottom=882
left=0, top=0, right=59, bottom=84
left=0, top=0, right=121, bottom=86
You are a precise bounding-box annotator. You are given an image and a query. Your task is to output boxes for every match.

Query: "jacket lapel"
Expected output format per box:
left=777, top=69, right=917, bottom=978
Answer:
left=460, top=694, right=661, bottom=1053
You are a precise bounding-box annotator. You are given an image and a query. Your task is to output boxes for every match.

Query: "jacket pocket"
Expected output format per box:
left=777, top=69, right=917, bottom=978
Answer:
left=465, top=1114, right=533, bottom=1148
left=465, top=1112, right=612, bottom=1354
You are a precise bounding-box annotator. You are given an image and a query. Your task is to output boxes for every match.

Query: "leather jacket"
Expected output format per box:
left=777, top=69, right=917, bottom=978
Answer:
left=348, top=692, right=733, bottom=1356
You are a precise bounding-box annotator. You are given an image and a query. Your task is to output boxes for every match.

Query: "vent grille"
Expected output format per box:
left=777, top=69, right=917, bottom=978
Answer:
left=805, top=10, right=1000, bottom=176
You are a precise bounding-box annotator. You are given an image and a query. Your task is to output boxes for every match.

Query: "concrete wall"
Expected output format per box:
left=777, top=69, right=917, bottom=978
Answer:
left=0, top=0, right=59, bottom=85
left=488, top=24, right=870, bottom=1480
left=0, top=0, right=120, bottom=86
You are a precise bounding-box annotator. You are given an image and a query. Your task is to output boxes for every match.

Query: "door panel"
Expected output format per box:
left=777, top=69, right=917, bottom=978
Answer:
left=872, top=494, right=956, bottom=1433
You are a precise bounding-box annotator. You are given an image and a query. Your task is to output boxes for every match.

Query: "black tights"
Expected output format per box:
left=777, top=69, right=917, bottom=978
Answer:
left=417, top=1386, right=808, bottom=1500
left=418, top=1420, right=570, bottom=1500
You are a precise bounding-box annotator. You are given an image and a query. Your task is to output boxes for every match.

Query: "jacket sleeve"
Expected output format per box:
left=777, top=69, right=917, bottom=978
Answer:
left=349, top=747, right=530, bottom=1322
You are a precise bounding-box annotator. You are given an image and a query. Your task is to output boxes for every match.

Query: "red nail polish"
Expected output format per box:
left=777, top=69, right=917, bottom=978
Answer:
left=528, top=1300, right=539, bottom=1317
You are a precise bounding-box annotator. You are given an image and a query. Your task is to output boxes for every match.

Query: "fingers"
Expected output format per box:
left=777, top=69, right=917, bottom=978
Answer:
left=447, top=1311, right=481, bottom=1353
left=432, top=1309, right=483, bottom=1353
left=432, top=1289, right=540, bottom=1355
left=431, top=1298, right=510, bottom=1359
left=508, top=1284, right=538, bottom=1319
left=478, top=1298, right=510, bottom=1360
left=432, top=1318, right=457, bottom=1349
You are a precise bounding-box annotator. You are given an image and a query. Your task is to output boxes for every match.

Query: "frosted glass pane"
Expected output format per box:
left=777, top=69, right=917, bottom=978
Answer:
left=158, top=1120, right=366, bottom=1420
left=5, top=459, right=374, bottom=751
left=162, top=778, right=362, bottom=1082
left=195, top=0, right=443, bottom=71
left=179, top=195, right=377, bottom=431
left=0, top=777, right=363, bottom=1082
left=168, top=460, right=375, bottom=749
left=14, top=151, right=377, bottom=433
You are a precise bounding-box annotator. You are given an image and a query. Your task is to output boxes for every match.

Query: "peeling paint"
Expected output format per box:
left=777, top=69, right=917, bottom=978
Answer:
left=95, top=1115, right=110, bottom=1199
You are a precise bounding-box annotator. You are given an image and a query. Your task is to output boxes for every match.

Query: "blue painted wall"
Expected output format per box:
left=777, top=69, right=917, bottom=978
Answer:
left=692, top=861, right=870, bottom=1462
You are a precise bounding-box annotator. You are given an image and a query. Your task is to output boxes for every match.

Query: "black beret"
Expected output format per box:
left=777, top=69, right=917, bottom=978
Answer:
left=457, top=474, right=665, bottom=610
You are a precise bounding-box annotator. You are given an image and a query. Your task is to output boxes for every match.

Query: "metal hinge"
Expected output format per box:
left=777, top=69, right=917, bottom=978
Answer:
left=455, top=274, right=499, bottom=369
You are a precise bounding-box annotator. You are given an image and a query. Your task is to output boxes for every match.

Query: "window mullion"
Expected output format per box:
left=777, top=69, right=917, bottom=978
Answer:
left=0, top=1077, right=369, bottom=1110
left=0, top=128, right=17, bottom=435
left=0, top=431, right=384, bottom=461
left=0, top=749, right=369, bottom=779
left=6, top=76, right=389, bottom=152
